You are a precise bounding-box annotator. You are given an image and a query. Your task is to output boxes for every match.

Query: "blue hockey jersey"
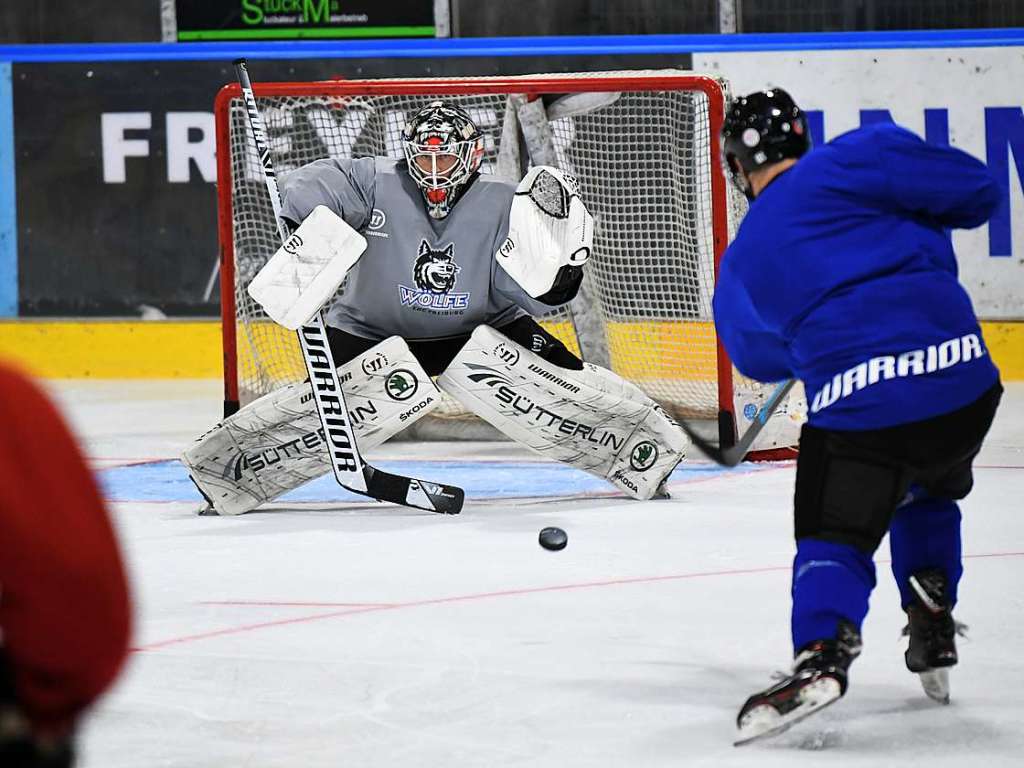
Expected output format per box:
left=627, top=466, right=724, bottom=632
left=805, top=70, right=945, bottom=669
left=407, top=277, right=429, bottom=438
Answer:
left=713, top=122, right=1001, bottom=430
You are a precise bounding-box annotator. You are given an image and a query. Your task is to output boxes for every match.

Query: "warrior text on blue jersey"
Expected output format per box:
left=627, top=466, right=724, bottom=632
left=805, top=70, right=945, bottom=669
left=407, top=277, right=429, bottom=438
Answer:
left=713, top=122, right=1001, bottom=430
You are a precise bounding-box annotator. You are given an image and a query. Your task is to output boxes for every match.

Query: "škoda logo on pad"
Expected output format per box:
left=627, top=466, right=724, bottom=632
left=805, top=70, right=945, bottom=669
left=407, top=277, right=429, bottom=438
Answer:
left=629, top=441, right=659, bottom=471
left=385, top=370, right=419, bottom=401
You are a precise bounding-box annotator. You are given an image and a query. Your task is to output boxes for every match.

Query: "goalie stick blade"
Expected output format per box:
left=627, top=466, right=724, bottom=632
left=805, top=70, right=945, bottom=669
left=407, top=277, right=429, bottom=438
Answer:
left=362, top=467, right=465, bottom=515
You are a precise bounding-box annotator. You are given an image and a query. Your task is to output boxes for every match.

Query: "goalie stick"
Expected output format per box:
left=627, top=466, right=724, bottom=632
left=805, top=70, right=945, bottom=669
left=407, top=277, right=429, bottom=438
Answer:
left=234, top=59, right=463, bottom=515
left=678, top=379, right=797, bottom=467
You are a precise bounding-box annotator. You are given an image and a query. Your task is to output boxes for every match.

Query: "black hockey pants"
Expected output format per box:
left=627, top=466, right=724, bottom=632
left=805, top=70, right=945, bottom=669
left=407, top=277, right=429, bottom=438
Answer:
left=794, top=381, right=1003, bottom=553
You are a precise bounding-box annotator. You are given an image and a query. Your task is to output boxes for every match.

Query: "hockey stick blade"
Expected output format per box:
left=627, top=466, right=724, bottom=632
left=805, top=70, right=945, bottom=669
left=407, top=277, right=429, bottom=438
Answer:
left=677, top=422, right=746, bottom=468
left=363, top=467, right=464, bottom=515
left=680, top=380, right=797, bottom=468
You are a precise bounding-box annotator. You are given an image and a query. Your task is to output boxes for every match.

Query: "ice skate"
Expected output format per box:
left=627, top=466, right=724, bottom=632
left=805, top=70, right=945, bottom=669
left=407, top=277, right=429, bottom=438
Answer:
left=902, top=569, right=965, bottom=704
left=735, top=623, right=861, bottom=746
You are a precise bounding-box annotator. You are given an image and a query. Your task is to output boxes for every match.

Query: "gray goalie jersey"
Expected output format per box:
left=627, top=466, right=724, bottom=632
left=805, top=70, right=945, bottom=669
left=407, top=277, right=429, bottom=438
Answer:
left=279, top=157, right=561, bottom=341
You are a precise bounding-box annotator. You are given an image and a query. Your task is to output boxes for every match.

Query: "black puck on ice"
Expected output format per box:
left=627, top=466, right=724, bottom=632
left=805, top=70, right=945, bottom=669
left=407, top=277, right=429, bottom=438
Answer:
left=538, top=526, right=568, bottom=551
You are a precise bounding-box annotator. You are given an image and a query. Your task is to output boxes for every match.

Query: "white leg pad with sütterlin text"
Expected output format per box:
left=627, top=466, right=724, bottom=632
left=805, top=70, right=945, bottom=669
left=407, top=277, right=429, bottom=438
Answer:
left=182, top=336, right=439, bottom=515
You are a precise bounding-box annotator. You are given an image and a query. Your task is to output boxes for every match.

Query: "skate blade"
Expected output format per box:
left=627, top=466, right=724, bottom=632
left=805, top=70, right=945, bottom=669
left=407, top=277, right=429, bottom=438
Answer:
left=918, top=668, right=950, bottom=704
left=734, top=678, right=842, bottom=746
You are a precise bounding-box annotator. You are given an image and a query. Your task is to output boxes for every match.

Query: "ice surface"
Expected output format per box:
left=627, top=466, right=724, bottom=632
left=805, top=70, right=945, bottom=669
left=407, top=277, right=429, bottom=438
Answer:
left=42, top=379, right=1024, bottom=767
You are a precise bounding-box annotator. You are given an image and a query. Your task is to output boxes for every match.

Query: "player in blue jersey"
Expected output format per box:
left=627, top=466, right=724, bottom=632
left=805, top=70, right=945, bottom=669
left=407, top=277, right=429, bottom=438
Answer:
left=715, top=89, right=1003, bottom=744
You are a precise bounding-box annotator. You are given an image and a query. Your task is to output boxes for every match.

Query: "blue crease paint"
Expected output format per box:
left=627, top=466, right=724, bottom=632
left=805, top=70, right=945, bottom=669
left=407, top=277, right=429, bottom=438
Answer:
left=98, top=458, right=770, bottom=504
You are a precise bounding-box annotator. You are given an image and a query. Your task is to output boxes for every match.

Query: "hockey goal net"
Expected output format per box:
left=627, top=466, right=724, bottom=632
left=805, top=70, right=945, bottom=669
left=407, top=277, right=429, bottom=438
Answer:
left=216, top=71, right=748, bottom=444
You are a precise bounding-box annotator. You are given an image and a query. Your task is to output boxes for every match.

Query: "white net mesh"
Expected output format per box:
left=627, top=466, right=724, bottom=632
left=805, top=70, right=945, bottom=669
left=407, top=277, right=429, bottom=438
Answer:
left=220, top=72, right=738, bottom=421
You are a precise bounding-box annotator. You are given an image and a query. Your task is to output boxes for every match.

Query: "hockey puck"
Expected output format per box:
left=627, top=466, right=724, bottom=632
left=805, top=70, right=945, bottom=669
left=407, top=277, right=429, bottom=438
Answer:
left=538, top=526, right=568, bottom=551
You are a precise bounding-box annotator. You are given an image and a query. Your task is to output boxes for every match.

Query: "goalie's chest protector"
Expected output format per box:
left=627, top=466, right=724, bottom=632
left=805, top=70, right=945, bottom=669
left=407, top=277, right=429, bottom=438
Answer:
left=326, top=161, right=519, bottom=341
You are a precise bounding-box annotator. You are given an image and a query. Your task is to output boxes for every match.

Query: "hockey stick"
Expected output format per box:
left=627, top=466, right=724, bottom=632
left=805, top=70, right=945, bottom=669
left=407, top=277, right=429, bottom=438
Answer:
left=678, top=379, right=796, bottom=467
left=234, top=59, right=463, bottom=514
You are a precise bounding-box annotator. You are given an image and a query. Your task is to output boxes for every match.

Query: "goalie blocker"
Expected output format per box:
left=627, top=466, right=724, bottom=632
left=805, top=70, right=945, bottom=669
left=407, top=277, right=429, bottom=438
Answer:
left=439, top=325, right=688, bottom=499
left=182, top=336, right=439, bottom=515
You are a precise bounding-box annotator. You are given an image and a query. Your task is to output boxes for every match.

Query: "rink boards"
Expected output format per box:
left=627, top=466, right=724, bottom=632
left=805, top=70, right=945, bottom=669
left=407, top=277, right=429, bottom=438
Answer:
left=0, top=318, right=1021, bottom=379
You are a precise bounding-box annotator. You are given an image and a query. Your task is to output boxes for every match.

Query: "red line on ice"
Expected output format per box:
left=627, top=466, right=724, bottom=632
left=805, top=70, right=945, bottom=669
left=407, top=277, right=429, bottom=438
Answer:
left=133, top=564, right=792, bottom=651
left=132, top=551, right=1024, bottom=653
left=198, top=600, right=395, bottom=608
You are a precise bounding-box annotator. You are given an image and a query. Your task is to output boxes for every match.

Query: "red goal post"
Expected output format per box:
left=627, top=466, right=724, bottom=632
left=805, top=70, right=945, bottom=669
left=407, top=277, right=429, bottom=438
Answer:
left=215, top=71, right=746, bottom=448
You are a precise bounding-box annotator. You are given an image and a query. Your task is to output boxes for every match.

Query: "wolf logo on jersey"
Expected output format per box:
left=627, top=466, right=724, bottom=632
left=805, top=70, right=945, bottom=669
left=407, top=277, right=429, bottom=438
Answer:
left=399, top=240, right=471, bottom=314
left=414, top=241, right=460, bottom=293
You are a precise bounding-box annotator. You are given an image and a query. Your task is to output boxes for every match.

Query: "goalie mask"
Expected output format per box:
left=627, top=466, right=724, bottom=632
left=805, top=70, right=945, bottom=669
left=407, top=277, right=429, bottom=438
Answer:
left=721, top=88, right=810, bottom=201
left=402, top=101, right=484, bottom=220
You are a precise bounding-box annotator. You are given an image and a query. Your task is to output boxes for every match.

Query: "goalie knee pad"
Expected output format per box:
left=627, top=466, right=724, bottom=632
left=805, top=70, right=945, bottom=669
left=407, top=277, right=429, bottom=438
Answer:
left=182, top=336, right=439, bottom=515
left=438, top=325, right=687, bottom=499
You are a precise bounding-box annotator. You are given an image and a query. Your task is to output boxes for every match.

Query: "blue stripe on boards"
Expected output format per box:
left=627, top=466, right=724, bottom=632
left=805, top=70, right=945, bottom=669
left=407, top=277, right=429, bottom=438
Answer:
left=0, top=61, right=15, bottom=316
left=0, top=29, right=1021, bottom=63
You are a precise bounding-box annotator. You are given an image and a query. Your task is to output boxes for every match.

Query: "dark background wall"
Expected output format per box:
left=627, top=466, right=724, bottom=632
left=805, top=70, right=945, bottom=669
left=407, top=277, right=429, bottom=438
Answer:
left=2, top=1, right=1023, bottom=44
left=453, top=1, right=720, bottom=37
left=0, top=0, right=160, bottom=43
left=739, top=0, right=1024, bottom=33
left=451, top=0, right=1024, bottom=36
left=13, top=52, right=691, bottom=317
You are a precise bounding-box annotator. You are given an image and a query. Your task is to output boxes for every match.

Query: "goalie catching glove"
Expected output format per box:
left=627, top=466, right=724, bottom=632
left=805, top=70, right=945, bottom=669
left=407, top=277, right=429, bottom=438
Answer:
left=438, top=325, right=688, bottom=499
left=496, top=165, right=593, bottom=300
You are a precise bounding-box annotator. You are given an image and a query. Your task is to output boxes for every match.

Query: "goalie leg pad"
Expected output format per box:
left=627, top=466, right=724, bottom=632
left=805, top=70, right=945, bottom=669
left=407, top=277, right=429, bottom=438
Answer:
left=182, top=336, right=439, bottom=515
left=437, top=325, right=687, bottom=500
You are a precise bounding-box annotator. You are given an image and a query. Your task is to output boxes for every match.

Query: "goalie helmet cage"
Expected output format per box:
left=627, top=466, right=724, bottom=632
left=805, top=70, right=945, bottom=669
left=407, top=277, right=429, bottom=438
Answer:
left=215, top=71, right=755, bottom=451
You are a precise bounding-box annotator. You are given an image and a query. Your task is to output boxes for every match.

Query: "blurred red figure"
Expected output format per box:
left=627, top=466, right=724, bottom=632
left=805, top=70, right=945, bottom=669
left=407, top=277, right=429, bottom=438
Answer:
left=0, top=362, right=131, bottom=767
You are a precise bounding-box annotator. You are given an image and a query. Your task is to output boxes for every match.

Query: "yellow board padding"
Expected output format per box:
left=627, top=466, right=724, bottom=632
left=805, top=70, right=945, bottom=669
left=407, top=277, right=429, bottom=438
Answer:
left=0, top=319, right=1020, bottom=380
left=980, top=321, right=1024, bottom=379
left=0, top=320, right=224, bottom=378
left=542, top=319, right=720, bottom=381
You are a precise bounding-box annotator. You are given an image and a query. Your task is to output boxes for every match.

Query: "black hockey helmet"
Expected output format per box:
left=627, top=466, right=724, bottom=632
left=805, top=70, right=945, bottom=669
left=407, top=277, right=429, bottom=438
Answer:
left=721, top=88, right=810, bottom=199
left=402, top=100, right=484, bottom=220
